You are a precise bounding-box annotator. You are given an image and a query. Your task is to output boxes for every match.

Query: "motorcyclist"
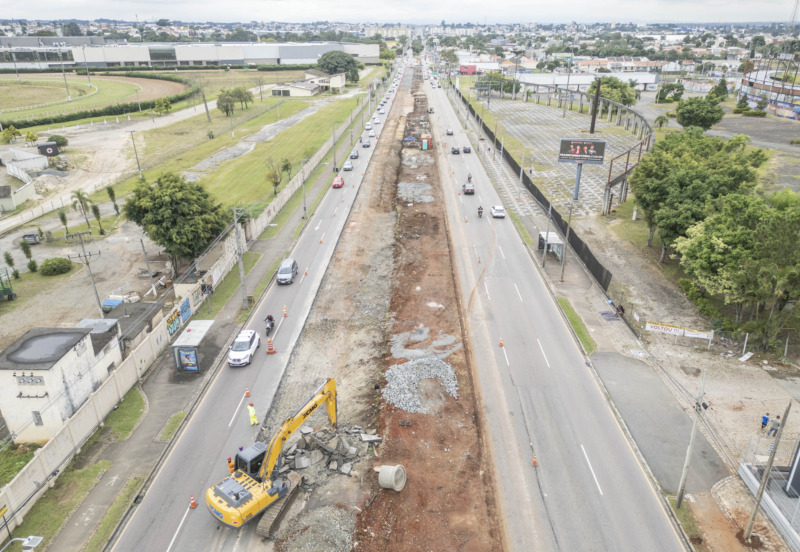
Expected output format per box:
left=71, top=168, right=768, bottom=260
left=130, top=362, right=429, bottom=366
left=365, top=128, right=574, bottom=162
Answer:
left=478, top=206, right=483, bottom=218
left=467, top=173, right=472, bottom=183
left=266, top=314, right=274, bottom=322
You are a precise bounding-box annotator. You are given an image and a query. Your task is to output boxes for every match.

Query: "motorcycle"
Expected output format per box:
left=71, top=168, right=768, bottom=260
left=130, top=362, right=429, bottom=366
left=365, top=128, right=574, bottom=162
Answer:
left=478, top=207, right=483, bottom=218
left=467, top=173, right=472, bottom=183
left=264, top=316, right=275, bottom=336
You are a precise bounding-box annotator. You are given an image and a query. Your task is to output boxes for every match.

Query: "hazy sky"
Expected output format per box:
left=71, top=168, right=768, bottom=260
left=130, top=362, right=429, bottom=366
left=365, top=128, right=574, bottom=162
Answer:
left=2, top=0, right=792, bottom=25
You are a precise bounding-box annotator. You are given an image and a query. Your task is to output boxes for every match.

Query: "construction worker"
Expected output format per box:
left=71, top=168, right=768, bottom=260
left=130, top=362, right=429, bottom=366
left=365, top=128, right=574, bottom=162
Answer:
left=247, top=403, right=258, bottom=426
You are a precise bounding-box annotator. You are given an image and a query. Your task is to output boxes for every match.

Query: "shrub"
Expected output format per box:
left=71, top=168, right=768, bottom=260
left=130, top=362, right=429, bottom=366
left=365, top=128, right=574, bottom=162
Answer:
left=742, top=110, right=767, bottom=117
left=27, top=259, right=38, bottom=273
left=666, top=111, right=677, bottom=118
left=11, top=269, right=20, bottom=279
left=40, top=257, right=72, bottom=276
left=790, top=138, right=800, bottom=145
left=48, top=134, right=69, bottom=147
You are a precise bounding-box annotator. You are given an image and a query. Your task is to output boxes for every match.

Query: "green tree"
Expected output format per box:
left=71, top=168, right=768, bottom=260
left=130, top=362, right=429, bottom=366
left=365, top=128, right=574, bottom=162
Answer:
left=91, top=204, right=104, bottom=235
left=0, top=126, right=21, bottom=145
left=317, top=50, right=359, bottom=83
left=19, top=240, right=32, bottom=262
left=587, top=76, right=637, bottom=107
left=280, top=158, right=292, bottom=181
left=62, top=22, right=82, bottom=36
left=71, top=190, right=93, bottom=229
left=380, top=48, right=397, bottom=60
left=157, top=19, right=171, bottom=27
left=225, top=28, right=257, bottom=42
left=629, top=129, right=765, bottom=260
left=654, top=115, right=669, bottom=129
left=4, top=251, right=14, bottom=274
left=48, top=134, right=69, bottom=147
left=154, top=97, right=172, bottom=115
left=24, top=131, right=38, bottom=146
left=265, top=160, right=282, bottom=195
left=675, top=97, right=725, bottom=131
left=217, top=89, right=236, bottom=117
left=58, top=209, right=69, bottom=234
left=231, top=86, right=254, bottom=110
left=123, top=173, right=228, bottom=272
left=106, top=186, right=119, bottom=215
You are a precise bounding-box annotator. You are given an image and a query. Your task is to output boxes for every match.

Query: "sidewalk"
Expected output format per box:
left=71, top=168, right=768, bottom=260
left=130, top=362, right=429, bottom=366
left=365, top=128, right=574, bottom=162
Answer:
left=48, top=122, right=354, bottom=552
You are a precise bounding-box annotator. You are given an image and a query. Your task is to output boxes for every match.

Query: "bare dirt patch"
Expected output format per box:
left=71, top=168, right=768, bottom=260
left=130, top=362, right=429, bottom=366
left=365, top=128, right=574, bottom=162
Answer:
left=264, top=68, right=500, bottom=551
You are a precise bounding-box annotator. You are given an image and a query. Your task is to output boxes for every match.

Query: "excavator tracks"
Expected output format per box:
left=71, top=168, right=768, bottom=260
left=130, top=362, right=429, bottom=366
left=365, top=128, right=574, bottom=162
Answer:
left=255, top=471, right=304, bottom=538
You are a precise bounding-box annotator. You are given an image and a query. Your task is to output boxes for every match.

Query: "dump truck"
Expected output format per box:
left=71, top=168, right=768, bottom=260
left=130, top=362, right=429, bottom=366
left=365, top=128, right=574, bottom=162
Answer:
left=206, top=378, right=337, bottom=535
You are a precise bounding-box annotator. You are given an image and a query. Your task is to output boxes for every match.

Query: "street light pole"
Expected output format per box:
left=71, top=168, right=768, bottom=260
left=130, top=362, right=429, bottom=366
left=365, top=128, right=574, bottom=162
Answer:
left=129, top=131, right=142, bottom=178
left=59, top=46, right=72, bottom=101
left=82, top=44, right=91, bottom=86
left=675, top=370, right=707, bottom=509
left=562, top=47, right=572, bottom=118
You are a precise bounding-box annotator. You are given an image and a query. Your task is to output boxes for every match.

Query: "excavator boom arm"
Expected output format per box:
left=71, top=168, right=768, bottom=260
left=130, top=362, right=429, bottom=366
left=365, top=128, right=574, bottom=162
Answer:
left=259, top=378, right=337, bottom=481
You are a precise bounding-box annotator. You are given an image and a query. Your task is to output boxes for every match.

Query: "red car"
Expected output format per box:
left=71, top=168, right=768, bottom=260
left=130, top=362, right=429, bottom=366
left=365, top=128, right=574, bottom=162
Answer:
left=332, top=176, right=344, bottom=188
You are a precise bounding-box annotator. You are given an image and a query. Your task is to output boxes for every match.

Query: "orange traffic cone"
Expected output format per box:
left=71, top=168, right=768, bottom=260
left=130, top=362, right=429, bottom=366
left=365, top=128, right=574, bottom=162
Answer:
left=499, top=337, right=504, bottom=347
left=305, top=267, right=308, bottom=275
left=465, top=215, right=469, bottom=223
left=478, top=256, right=481, bottom=264
left=320, top=237, right=323, bottom=244
left=266, top=339, right=277, bottom=354
left=283, top=306, right=287, bottom=318
left=532, top=454, right=538, bottom=467
left=189, top=496, right=197, bottom=509
left=245, top=387, right=250, bottom=397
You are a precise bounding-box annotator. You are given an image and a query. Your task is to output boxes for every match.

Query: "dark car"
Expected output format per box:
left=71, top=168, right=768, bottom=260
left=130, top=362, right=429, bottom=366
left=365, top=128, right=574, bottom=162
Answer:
left=451, top=147, right=460, bottom=154
left=362, top=139, right=371, bottom=148
left=463, top=182, right=475, bottom=195
left=462, top=146, right=471, bottom=153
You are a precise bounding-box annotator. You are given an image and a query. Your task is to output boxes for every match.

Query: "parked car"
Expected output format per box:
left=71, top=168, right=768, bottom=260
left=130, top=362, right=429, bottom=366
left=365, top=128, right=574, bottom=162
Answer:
left=491, top=206, right=506, bottom=218
left=350, top=150, right=359, bottom=159
left=227, top=330, right=260, bottom=366
left=21, top=234, right=40, bottom=245
left=451, top=147, right=460, bottom=154
left=446, top=129, right=454, bottom=136
left=463, top=145, right=471, bottom=153
left=332, top=176, right=345, bottom=188
left=342, top=161, right=353, bottom=171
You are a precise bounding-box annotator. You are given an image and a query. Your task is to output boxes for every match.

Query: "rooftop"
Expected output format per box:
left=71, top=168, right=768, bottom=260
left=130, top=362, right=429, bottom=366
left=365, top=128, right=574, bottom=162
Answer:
left=0, top=328, right=92, bottom=371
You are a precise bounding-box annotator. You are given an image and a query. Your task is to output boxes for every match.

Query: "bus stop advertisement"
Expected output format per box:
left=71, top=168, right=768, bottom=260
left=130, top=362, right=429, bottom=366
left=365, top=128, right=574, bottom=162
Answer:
left=172, top=320, right=214, bottom=372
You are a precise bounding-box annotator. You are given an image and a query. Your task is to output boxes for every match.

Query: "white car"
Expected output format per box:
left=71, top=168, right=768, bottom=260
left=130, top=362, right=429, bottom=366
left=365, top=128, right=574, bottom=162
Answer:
left=365, top=122, right=372, bottom=130
left=228, top=330, right=260, bottom=366
left=379, top=109, right=386, bottom=114
left=373, top=118, right=381, bottom=125
left=369, top=130, right=376, bottom=137
left=343, top=160, right=353, bottom=171
left=491, top=206, right=506, bottom=219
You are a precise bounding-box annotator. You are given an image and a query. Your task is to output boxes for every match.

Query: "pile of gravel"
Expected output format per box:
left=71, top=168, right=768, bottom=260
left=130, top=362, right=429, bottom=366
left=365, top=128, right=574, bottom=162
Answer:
left=382, top=357, right=459, bottom=413
left=397, top=181, right=434, bottom=203
left=276, top=505, right=355, bottom=552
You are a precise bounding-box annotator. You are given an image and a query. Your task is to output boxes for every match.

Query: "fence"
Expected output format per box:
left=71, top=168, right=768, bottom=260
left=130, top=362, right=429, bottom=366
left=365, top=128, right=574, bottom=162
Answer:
left=454, top=86, right=614, bottom=291
left=0, top=89, right=371, bottom=537
left=739, top=435, right=800, bottom=551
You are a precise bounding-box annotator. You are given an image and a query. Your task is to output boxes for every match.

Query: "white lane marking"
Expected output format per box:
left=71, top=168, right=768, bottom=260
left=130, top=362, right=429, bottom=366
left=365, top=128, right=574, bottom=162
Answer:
left=228, top=391, right=247, bottom=428
left=314, top=221, right=321, bottom=231
left=166, top=506, right=191, bottom=552
left=319, top=232, right=325, bottom=243
left=581, top=445, right=604, bottom=495
left=483, top=281, right=491, bottom=301
left=536, top=338, right=550, bottom=368
left=498, top=245, right=506, bottom=259
left=272, top=318, right=283, bottom=340
left=514, top=283, right=523, bottom=302
left=332, top=207, right=337, bottom=217
left=502, top=346, right=510, bottom=366
left=473, top=244, right=479, bottom=258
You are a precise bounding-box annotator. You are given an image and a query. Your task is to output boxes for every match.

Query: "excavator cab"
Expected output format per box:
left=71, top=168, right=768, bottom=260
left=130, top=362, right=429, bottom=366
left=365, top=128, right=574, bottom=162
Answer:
left=234, top=442, right=269, bottom=479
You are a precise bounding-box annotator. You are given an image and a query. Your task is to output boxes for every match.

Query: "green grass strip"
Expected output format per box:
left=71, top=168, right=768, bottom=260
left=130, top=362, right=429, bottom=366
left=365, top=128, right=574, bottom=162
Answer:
left=83, top=474, right=147, bottom=552
left=103, top=386, right=146, bottom=441
left=0, top=444, right=39, bottom=487
left=557, top=297, right=597, bottom=355
left=158, top=411, right=188, bottom=441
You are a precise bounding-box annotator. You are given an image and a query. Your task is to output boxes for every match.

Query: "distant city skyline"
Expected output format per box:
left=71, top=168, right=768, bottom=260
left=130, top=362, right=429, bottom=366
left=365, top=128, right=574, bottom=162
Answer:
left=1, top=0, right=793, bottom=26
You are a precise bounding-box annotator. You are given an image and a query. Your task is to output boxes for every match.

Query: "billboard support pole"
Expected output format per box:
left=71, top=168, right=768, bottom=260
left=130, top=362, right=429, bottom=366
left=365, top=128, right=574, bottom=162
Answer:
left=560, top=163, right=582, bottom=283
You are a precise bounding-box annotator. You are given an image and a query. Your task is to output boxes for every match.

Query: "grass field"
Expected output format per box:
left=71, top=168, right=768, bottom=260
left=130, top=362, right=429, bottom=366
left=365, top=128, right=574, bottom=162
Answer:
left=1, top=77, right=142, bottom=122
left=0, top=79, right=93, bottom=110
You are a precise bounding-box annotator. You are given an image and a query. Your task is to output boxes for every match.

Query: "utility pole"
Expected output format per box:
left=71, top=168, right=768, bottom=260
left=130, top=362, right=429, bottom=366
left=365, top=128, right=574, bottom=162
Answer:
left=563, top=47, right=572, bottom=118
left=560, top=162, right=583, bottom=282
left=676, top=370, right=707, bottom=509
left=744, top=400, right=792, bottom=542
left=82, top=44, right=91, bottom=86
left=59, top=46, right=71, bottom=101
left=140, top=237, right=156, bottom=297
left=129, top=131, right=142, bottom=178
left=518, top=146, right=525, bottom=200
left=542, top=189, right=553, bottom=268
left=233, top=208, right=249, bottom=310
left=67, top=231, right=103, bottom=317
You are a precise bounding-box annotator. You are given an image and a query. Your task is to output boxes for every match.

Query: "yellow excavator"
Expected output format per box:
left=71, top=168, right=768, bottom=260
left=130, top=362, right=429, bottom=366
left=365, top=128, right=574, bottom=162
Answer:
left=206, top=378, right=337, bottom=531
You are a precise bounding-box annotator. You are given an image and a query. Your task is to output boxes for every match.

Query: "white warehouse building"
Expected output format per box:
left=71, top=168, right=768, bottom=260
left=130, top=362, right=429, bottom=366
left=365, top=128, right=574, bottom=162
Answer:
left=0, top=41, right=379, bottom=70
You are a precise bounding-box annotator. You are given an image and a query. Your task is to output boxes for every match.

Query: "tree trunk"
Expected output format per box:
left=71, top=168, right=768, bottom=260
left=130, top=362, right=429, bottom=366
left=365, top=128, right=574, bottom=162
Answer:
left=82, top=205, right=92, bottom=229
left=647, top=226, right=655, bottom=247
left=659, top=243, right=667, bottom=264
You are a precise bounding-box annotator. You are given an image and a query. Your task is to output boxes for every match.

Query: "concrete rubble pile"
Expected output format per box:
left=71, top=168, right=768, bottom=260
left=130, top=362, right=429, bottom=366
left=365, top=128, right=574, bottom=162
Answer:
left=279, top=423, right=382, bottom=486
left=382, top=357, right=459, bottom=413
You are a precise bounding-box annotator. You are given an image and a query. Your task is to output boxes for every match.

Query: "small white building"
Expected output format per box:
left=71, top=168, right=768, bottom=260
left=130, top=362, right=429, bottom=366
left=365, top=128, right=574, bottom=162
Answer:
left=0, top=324, right=122, bottom=444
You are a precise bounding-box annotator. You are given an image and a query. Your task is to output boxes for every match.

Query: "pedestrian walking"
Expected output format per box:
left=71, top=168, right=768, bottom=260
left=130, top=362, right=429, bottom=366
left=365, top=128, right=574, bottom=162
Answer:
left=762, top=413, right=770, bottom=431
left=247, top=402, right=258, bottom=426
left=768, top=415, right=781, bottom=437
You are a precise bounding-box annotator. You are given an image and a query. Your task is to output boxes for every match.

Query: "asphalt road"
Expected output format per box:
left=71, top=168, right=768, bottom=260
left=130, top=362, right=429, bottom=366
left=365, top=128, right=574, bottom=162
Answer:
left=427, top=77, right=686, bottom=551
left=110, top=71, right=402, bottom=552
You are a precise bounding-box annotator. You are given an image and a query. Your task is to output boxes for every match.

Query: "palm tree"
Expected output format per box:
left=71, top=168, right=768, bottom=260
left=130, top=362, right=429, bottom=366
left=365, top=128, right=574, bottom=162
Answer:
left=71, top=190, right=93, bottom=230
left=654, top=115, right=669, bottom=129
left=106, top=185, right=119, bottom=215
left=58, top=209, right=69, bottom=234
left=91, top=204, right=104, bottom=234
